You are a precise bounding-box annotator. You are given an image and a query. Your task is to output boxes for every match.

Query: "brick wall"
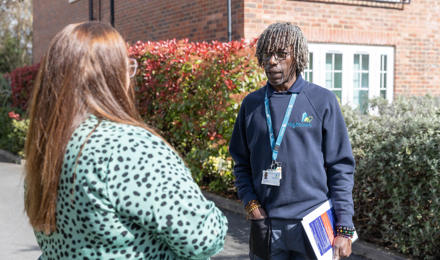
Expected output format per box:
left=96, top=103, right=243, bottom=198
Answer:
left=33, top=0, right=244, bottom=62
left=114, top=0, right=244, bottom=44
left=243, top=0, right=440, bottom=96
left=32, top=0, right=440, bottom=96
left=33, top=0, right=89, bottom=62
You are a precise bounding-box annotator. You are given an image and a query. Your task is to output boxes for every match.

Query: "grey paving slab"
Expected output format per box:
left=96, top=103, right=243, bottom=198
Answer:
left=0, top=163, right=41, bottom=260
left=212, top=210, right=249, bottom=260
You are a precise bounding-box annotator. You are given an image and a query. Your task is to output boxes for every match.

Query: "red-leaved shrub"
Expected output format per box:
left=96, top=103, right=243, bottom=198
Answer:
left=129, top=39, right=265, bottom=191
left=9, top=63, right=40, bottom=111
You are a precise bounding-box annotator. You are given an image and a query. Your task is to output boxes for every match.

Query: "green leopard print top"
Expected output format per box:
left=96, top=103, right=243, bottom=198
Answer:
left=35, top=115, right=228, bottom=259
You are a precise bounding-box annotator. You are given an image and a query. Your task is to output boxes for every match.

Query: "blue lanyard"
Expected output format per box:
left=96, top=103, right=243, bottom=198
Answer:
left=264, top=88, right=297, bottom=162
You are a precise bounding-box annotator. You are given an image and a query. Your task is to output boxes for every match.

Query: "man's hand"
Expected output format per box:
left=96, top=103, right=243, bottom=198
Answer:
left=333, top=236, right=352, bottom=259
left=248, top=207, right=268, bottom=220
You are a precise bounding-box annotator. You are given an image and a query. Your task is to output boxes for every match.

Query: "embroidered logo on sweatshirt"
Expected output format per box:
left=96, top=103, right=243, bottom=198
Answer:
left=301, top=112, right=313, bottom=123
left=288, top=112, right=313, bottom=128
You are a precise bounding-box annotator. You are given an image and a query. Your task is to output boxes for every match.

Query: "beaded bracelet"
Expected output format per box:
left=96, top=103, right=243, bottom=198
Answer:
left=246, top=204, right=260, bottom=214
left=245, top=200, right=261, bottom=215
left=335, top=225, right=355, bottom=239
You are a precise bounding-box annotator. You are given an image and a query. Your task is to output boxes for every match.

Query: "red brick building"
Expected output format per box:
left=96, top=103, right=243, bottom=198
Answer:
left=33, top=0, right=440, bottom=108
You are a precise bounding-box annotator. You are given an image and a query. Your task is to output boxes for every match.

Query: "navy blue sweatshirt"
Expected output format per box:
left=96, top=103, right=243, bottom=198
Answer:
left=229, top=75, right=355, bottom=227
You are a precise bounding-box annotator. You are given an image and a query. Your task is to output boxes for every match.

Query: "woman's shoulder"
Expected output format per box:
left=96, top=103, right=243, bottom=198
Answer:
left=101, top=120, right=173, bottom=154
left=100, top=119, right=160, bottom=142
left=70, top=115, right=173, bottom=159
left=76, top=115, right=161, bottom=143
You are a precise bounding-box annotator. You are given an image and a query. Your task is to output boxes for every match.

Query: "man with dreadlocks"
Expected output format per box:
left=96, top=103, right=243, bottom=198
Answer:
left=229, top=23, right=355, bottom=259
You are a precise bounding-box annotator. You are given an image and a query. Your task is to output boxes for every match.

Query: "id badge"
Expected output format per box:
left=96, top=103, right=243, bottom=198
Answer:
left=261, top=168, right=281, bottom=186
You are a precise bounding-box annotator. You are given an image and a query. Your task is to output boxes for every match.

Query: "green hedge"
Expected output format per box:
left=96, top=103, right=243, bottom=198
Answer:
left=0, top=106, right=28, bottom=156
left=0, top=75, right=28, bottom=156
left=0, top=74, right=11, bottom=107
left=344, top=96, right=440, bottom=258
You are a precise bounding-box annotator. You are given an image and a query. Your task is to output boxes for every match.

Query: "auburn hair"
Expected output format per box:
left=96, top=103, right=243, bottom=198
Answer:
left=24, top=22, right=159, bottom=234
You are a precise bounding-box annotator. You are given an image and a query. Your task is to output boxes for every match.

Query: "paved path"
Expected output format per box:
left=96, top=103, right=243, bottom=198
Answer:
left=0, top=163, right=41, bottom=260
left=212, top=210, right=250, bottom=259
left=0, top=162, right=377, bottom=259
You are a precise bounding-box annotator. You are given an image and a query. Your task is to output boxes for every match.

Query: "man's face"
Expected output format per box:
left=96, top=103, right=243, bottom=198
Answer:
left=262, top=48, right=295, bottom=88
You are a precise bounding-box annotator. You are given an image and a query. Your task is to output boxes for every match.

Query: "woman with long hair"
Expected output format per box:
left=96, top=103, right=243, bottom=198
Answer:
left=25, top=21, right=227, bottom=259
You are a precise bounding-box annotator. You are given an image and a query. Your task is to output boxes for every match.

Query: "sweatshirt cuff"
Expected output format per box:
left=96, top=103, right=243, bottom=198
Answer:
left=336, top=214, right=354, bottom=227
left=241, top=193, right=259, bottom=208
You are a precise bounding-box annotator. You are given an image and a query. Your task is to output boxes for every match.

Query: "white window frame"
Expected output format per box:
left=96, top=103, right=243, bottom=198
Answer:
left=304, top=52, right=313, bottom=82
left=325, top=52, right=343, bottom=97
left=307, top=43, right=394, bottom=108
left=380, top=54, right=388, bottom=98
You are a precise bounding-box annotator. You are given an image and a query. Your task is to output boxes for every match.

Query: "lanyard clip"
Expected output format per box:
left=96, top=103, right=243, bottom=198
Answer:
left=271, top=161, right=282, bottom=169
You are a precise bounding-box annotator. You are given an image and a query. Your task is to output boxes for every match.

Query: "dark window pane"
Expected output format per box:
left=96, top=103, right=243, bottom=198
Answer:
left=335, top=54, right=342, bottom=70
left=362, top=55, right=369, bottom=70
left=334, top=72, right=342, bottom=89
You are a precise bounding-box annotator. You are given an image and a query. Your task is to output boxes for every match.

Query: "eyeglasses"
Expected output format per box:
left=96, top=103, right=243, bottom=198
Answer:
left=128, top=58, right=138, bottom=78
left=262, top=51, right=290, bottom=63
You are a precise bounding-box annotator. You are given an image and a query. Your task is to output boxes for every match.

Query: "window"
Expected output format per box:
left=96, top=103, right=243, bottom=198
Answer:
left=325, top=53, right=343, bottom=101
left=353, top=54, right=369, bottom=113
left=304, top=52, right=313, bottom=83
left=380, top=55, right=388, bottom=98
left=307, top=43, right=394, bottom=112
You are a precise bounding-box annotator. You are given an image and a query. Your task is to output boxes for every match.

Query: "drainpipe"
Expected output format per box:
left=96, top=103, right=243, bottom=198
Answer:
left=89, top=0, right=94, bottom=21
left=227, top=0, right=232, bottom=42
left=110, top=0, right=115, bottom=27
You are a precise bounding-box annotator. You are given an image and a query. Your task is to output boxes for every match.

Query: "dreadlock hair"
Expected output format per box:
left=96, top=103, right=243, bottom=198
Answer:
left=256, top=22, right=309, bottom=77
